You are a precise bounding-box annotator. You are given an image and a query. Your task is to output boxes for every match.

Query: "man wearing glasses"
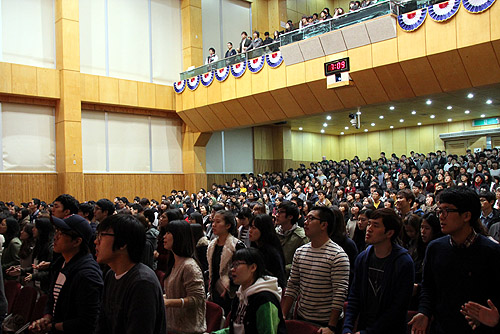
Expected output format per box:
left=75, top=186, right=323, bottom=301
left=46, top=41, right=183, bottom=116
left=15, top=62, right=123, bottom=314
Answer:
left=409, top=187, right=500, bottom=334
left=282, top=206, right=349, bottom=334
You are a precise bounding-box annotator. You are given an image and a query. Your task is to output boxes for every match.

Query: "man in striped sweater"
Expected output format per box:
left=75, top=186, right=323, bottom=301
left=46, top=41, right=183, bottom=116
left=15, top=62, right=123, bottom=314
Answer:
left=282, top=206, right=350, bottom=334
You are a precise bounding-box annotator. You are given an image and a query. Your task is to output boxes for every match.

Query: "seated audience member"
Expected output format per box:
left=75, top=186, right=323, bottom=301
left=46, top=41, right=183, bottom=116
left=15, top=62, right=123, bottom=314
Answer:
left=95, top=214, right=166, bottom=334
left=30, top=215, right=103, bottom=334
left=343, top=208, right=414, bottom=334
left=282, top=206, right=350, bottom=333
left=224, top=42, right=236, bottom=58
left=205, top=47, right=218, bottom=64
left=214, top=248, right=286, bottom=334
left=409, top=187, right=500, bottom=334
left=163, top=220, right=206, bottom=334
left=249, top=214, right=286, bottom=288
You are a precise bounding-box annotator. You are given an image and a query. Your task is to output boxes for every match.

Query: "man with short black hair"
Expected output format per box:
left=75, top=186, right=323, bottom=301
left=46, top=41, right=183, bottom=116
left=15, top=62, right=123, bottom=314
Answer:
left=343, top=208, right=414, bottom=334
left=479, top=191, right=500, bottom=229
left=238, top=31, right=251, bottom=53
left=52, top=194, right=79, bottom=219
left=95, top=214, right=166, bottom=334
left=283, top=206, right=349, bottom=334
left=409, top=187, right=500, bottom=334
left=395, top=189, right=414, bottom=219
left=94, top=199, right=115, bottom=224
left=224, top=42, right=236, bottom=58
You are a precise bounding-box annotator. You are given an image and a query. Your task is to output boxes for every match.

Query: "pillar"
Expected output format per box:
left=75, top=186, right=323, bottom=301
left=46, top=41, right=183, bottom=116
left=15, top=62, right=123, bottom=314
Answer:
left=183, top=127, right=212, bottom=191
left=181, top=0, right=203, bottom=69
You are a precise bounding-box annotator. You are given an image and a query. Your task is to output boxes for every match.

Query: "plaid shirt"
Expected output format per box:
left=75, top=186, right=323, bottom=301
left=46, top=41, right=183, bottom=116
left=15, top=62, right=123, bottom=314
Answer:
left=450, top=229, right=477, bottom=248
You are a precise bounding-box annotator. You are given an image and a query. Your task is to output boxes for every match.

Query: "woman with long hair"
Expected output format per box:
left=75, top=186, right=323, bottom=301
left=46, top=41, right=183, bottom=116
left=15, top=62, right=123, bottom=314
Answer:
left=213, top=248, right=286, bottom=334
left=156, top=209, right=183, bottom=272
left=163, top=220, right=206, bottom=334
left=1, top=216, right=21, bottom=276
left=207, top=210, right=245, bottom=314
left=248, top=214, right=286, bottom=288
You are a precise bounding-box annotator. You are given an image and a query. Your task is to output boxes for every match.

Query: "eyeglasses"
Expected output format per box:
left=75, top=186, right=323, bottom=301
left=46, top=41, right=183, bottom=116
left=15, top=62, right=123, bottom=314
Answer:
left=231, top=261, right=247, bottom=269
left=435, top=207, right=460, bottom=218
left=97, top=232, right=115, bottom=241
left=305, top=215, right=321, bottom=222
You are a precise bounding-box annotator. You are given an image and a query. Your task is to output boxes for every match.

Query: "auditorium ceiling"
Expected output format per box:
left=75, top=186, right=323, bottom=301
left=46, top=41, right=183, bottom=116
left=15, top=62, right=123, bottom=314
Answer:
left=288, top=84, right=500, bottom=135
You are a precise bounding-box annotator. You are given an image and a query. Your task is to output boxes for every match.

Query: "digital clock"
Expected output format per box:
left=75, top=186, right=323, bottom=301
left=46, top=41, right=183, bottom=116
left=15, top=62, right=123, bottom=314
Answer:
left=324, top=58, right=350, bottom=76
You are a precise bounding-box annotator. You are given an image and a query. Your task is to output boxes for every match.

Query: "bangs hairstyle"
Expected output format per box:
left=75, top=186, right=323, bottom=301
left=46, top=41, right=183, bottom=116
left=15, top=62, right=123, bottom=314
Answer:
left=232, top=248, right=267, bottom=281
left=437, top=186, right=481, bottom=225
left=215, top=210, right=237, bottom=236
left=370, top=208, right=402, bottom=242
left=164, top=220, right=196, bottom=258
left=97, top=214, right=146, bottom=263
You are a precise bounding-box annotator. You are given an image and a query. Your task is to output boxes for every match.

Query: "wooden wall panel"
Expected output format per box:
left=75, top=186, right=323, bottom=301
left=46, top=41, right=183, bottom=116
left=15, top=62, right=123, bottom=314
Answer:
left=209, top=103, right=239, bottom=128
left=367, top=131, right=380, bottom=159
left=0, top=173, right=58, bottom=204
left=428, top=50, right=472, bottom=92
left=372, top=38, right=398, bottom=68
left=239, top=96, right=271, bottom=124
left=456, top=5, right=490, bottom=48
left=268, top=63, right=287, bottom=91
left=254, top=92, right=287, bottom=121
left=83, top=174, right=185, bottom=202
left=0, top=63, right=12, bottom=94
left=374, top=64, right=415, bottom=101
left=350, top=69, right=389, bottom=105
left=392, top=128, right=407, bottom=156
left=425, top=16, right=457, bottom=55
left=270, top=88, right=305, bottom=118
left=419, top=125, right=434, bottom=154
left=207, top=80, right=222, bottom=104
left=334, top=86, right=366, bottom=109
left=307, top=79, right=345, bottom=112
left=400, top=57, right=442, bottom=97
left=459, top=43, right=500, bottom=87
left=355, top=133, right=368, bottom=159
left=379, top=130, right=393, bottom=156
left=251, top=65, right=269, bottom=95
left=207, top=174, right=241, bottom=187
left=235, top=73, right=253, bottom=99
left=405, top=126, right=420, bottom=153
left=286, top=62, right=306, bottom=86
left=288, top=84, right=325, bottom=115
left=222, top=100, right=253, bottom=126
left=397, top=24, right=426, bottom=61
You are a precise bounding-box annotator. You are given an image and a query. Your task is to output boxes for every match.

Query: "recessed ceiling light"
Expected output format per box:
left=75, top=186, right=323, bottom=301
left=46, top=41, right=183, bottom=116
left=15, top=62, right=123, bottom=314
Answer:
left=426, top=100, right=432, bottom=105
left=481, top=114, right=486, bottom=118
left=345, top=126, right=349, bottom=130
left=389, top=106, right=395, bottom=110
left=356, top=111, right=362, bottom=115
left=486, top=99, right=493, bottom=104
left=371, top=123, right=375, bottom=126
left=379, top=115, right=384, bottom=119
left=390, top=125, right=394, bottom=129
left=323, top=123, right=328, bottom=127
left=447, top=106, right=452, bottom=110
left=411, top=110, right=416, bottom=115
left=464, top=110, right=470, bottom=114
left=326, top=115, right=332, bottom=120
left=447, top=118, right=452, bottom=122
left=299, top=127, right=303, bottom=131
left=400, top=119, right=404, bottom=123
left=430, top=115, right=435, bottom=119
left=418, top=122, right=422, bottom=126
left=364, top=129, right=368, bottom=132
left=340, top=132, right=344, bottom=135
left=320, top=129, right=325, bottom=133
left=467, top=93, right=474, bottom=99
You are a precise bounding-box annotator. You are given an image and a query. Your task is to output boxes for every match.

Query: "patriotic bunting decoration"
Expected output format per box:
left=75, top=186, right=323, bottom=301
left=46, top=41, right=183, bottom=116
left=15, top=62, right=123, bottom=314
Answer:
left=187, top=75, right=200, bottom=91
left=215, top=66, right=230, bottom=82
left=200, top=71, right=215, bottom=87
left=428, top=0, right=460, bottom=21
left=266, top=51, right=283, bottom=68
left=231, top=62, right=247, bottom=78
left=173, top=80, right=186, bottom=94
left=247, top=56, right=265, bottom=73
left=462, top=0, right=495, bottom=12
left=398, top=8, right=427, bottom=31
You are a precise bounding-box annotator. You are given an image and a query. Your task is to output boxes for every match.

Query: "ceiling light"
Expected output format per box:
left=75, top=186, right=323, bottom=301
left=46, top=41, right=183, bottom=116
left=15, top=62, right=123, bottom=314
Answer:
left=364, top=129, right=368, bottom=132
left=464, top=110, right=470, bottom=114
left=299, top=127, right=303, bottom=131
left=430, top=115, right=435, bottom=119
left=340, top=132, right=344, bottom=135
left=320, top=129, right=325, bottom=133
left=447, top=118, right=452, bottom=122
left=379, top=115, right=384, bottom=119
left=411, top=110, right=416, bottom=115
left=486, top=99, right=493, bottom=104
left=356, top=111, right=362, bottom=115
left=447, top=106, right=452, bottom=110
left=371, top=123, right=375, bottom=126
left=323, top=123, right=328, bottom=127
left=389, top=106, right=395, bottom=110
left=426, top=100, right=432, bottom=105
left=467, top=93, right=474, bottom=99
left=481, top=114, right=486, bottom=118
left=418, top=122, right=422, bottom=126
left=400, top=119, right=404, bottom=123
left=326, top=115, right=332, bottom=120
left=345, top=126, right=349, bottom=130
left=390, top=125, right=394, bottom=129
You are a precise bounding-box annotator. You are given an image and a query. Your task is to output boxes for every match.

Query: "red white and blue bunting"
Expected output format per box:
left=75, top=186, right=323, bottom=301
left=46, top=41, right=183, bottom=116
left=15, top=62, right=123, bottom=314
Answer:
left=428, top=0, right=460, bottom=21
left=174, top=80, right=186, bottom=94
left=247, top=56, right=265, bottom=73
left=187, top=76, right=200, bottom=91
left=215, top=67, right=230, bottom=82
left=266, top=51, right=283, bottom=68
left=200, top=71, right=215, bottom=87
left=398, top=8, right=427, bottom=31
left=231, top=62, right=247, bottom=78
left=462, top=0, right=495, bottom=13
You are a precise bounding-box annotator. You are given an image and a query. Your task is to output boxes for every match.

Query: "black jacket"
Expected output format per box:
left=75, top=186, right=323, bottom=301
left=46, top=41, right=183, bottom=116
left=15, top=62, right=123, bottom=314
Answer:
left=46, top=252, right=103, bottom=334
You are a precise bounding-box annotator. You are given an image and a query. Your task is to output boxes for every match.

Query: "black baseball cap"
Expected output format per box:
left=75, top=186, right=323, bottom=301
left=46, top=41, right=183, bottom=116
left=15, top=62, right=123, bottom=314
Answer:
left=53, top=214, right=93, bottom=245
